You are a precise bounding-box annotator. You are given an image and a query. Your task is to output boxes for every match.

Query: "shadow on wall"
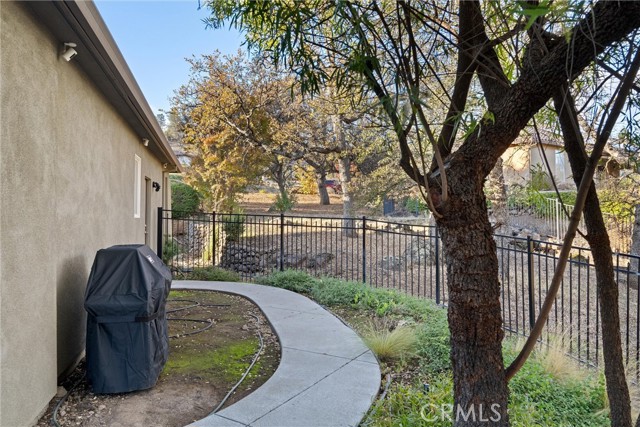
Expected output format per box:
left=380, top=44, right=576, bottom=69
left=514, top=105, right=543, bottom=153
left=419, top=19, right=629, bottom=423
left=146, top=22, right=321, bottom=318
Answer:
left=56, top=255, right=89, bottom=376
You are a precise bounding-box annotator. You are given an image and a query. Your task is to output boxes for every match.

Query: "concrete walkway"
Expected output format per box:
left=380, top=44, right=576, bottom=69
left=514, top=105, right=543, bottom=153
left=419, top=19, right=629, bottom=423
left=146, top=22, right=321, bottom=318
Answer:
left=172, top=281, right=381, bottom=427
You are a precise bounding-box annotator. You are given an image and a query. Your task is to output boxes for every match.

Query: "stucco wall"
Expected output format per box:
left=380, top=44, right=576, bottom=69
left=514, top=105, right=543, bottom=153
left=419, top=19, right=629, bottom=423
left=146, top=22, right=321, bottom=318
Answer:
left=502, top=145, right=573, bottom=189
left=502, top=146, right=530, bottom=187
left=1, top=3, right=168, bottom=425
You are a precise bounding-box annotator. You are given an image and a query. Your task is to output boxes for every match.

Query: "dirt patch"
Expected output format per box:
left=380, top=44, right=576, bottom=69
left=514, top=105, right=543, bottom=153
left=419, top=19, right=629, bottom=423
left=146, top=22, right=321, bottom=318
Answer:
left=239, top=191, right=375, bottom=216
left=37, top=290, right=280, bottom=427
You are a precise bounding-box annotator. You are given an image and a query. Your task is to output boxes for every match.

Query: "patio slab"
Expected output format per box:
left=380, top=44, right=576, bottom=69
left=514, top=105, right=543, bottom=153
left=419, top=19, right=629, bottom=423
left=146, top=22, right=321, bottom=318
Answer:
left=172, top=281, right=381, bottom=427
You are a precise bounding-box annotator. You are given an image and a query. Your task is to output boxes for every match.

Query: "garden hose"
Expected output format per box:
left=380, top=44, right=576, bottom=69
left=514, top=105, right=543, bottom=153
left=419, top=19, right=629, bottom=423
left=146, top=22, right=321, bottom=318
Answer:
left=210, top=313, right=264, bottom=414
left=51, top=374, right=85, bottom=427
left=166, top=299, right=230, bottom=338
left=361, top=373, right=392, bottom=426
left=168, top=318, right=214, bottom=338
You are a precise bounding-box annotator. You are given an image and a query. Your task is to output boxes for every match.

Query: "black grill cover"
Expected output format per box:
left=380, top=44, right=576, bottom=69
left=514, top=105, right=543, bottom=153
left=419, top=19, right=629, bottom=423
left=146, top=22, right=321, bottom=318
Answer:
left=84, top=244, right=172, bottom=393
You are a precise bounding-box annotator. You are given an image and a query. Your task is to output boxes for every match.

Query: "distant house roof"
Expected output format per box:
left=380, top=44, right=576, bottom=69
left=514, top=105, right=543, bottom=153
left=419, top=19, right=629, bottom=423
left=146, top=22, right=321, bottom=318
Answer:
left=24, top=0, right=181, bottom=172
left=511, top=128, right=564, bottom=148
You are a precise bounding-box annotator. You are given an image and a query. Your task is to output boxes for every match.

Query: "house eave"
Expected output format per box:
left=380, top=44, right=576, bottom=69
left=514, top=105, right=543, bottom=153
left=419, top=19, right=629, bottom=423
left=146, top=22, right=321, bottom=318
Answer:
left=24, top=0, right=182, bottom=173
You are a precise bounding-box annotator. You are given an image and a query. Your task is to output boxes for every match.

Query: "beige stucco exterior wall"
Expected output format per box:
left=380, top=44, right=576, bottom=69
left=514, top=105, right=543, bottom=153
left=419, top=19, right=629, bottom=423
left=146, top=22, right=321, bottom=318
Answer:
left=502, top=145, right=573, bottom=189
left=1, top=3, right=168, bottom=425
left=502, top=146, right=530, bottom=187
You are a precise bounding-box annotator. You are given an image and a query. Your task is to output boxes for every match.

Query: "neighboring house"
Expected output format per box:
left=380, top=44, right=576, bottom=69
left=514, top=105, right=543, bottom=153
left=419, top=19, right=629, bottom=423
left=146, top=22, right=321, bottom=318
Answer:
left=1, top=2, right=181, bottom=426
left=501, top=130, right=573, bottom=189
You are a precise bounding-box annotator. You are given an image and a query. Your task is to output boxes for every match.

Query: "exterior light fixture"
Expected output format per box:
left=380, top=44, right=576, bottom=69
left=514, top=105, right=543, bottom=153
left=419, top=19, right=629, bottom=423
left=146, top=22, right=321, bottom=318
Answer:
left=152, top=181, right=161, bottom=192
left=142, top=138, right=149, bottom=147
left=61, top=43, right=78, bottom=62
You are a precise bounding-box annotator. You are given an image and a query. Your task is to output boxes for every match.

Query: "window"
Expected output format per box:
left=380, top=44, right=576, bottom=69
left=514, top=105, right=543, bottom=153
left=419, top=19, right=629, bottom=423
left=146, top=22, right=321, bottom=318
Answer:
left=555, top=150, right=566, bottom=182
left=134, top=155, right=141, bottom=218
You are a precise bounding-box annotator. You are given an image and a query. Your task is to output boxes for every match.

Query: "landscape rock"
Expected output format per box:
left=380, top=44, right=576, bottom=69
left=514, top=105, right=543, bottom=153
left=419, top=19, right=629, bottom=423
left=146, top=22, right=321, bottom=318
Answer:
left=379, top=256, right=405, bottom=271
left=404, top=236, right=437, bottom=266
left=305, top=253, right=335, bottom=269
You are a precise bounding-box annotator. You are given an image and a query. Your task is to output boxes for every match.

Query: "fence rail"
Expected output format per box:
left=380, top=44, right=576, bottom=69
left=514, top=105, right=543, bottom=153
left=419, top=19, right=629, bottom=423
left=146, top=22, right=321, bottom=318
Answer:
left=159, top=208, right=640, bottom=369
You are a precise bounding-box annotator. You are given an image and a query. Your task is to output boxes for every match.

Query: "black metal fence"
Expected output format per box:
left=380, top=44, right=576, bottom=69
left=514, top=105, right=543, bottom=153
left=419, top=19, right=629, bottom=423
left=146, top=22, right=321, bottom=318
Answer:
left=158, top=208, right=640, bottom=369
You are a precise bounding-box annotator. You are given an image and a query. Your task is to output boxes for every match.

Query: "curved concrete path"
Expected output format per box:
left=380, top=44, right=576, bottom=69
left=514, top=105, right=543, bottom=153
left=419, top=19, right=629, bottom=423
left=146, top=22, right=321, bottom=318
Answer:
left=172, top=281, right=381, bottom=427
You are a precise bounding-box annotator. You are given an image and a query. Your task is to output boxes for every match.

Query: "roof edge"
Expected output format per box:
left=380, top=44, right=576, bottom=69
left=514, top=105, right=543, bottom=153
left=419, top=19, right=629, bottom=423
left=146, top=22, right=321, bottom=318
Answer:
left=26, top=0, right=182, bottom=172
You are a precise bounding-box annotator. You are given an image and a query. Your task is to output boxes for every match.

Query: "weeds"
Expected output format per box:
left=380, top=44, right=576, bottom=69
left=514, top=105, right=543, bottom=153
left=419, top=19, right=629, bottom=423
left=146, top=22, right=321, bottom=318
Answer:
left=174, top=267, right=240, bottom=282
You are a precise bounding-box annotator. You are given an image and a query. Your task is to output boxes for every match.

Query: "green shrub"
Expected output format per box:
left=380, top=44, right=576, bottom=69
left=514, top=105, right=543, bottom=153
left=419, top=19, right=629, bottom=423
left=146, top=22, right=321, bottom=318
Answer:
left=366, top=352, right=609, bottom=427
left=363, top=374, right=453, bottom=427
left=395, top=296, right=443, bottom=322
left=405, top=197, right=428, bottom=214
left=310, top=279, right=369, bottom=306
left=174, top=267, right=240, bottom=282
left=506, top=345, right=609, bottom=427
left=529, top=164, right=552, bottom=192
left=171, top=180, right=201, bottom=219
left=162, top=235, right=181, bottom=263
left=222, top=214, right=246, bottom=242
left=272, top=192, right=297, bottom=212
left=255, top=269, right=317, bottom=293
left=415, top=313, right=451, bottom=374
left=257, top=270, right=444, bottom=320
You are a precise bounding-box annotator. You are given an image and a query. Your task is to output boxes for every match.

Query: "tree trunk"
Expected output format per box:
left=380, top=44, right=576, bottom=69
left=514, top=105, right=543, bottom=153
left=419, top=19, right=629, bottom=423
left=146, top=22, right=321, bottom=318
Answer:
left=316, top=169, right=330, bottom=205
left=437, top=187, right=510, bottom=426
left=332, top=114, right=356, bottom=237
left=271, top=161, right=288, bottom=202
left=486, top=157, right=508, bottom=231
left=276, top=179, right=287, bottom=201
left=583, top=193, right=631, bottom=427
left=554, top=92, right=632, bottom=427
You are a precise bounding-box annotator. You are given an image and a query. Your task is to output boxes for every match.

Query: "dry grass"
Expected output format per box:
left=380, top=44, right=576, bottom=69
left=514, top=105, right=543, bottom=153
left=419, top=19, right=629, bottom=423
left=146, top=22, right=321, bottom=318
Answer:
left=362, top=319, right=417, bottom=362
left=531, top=334, right=588, bottom=384
left=240, top=191, right=362, bottom=216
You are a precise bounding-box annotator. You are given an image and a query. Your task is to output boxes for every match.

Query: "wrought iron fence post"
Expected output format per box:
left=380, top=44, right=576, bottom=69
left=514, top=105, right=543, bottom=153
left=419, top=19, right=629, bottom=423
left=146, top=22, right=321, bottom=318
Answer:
left=435, top=225, right=441, bottom=305
left=156, top=207, right=163, bottom=256
left=212, top=211, right=216, bottom=267
left=362, top=216, right=366, bottom=284
left=280, top=213, right=285, bottom=271
left=527, top=235, right=536, bottom=330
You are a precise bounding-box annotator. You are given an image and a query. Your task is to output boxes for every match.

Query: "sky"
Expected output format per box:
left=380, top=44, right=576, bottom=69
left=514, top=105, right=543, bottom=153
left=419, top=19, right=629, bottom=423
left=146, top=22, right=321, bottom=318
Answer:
left=95, top=1, right=244, bottom=116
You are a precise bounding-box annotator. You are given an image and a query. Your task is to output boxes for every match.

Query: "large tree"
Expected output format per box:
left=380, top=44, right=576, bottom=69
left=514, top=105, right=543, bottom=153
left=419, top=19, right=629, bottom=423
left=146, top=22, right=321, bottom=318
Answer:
left=205, top=1, right=640, bottom=425
left=173, top=52, right=329, bottom=210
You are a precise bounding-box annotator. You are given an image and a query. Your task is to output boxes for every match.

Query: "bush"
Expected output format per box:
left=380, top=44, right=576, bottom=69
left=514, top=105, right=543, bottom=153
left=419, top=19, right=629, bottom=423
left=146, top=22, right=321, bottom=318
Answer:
left=255, top=269, right=316, bottom=293
left=506, top=344, right=609, bottom=427
left=310, top=278, right=369, bottom=306
left=174, top=267, right=240, bottom=282
left=405, top=197, right=428, bottom=215
left=415, top=313, right=451, bottom=374
left=271, top=192, right=297, bottom=212
left=363, top=374, right=453, bottom=427
left=222, top=214, right=245, bottom=242
left=162, top=235, right=181, bottom=263
left=257, top=270, right=443, bottom=319
left=171, top=180, right=201, bottom=219
left=296, top=167, right=318, bottom=195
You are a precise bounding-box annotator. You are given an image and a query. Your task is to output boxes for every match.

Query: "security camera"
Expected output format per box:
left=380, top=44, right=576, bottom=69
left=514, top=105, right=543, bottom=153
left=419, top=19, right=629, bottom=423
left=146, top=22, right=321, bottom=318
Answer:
left=62, top=43, right=77, bottom=62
